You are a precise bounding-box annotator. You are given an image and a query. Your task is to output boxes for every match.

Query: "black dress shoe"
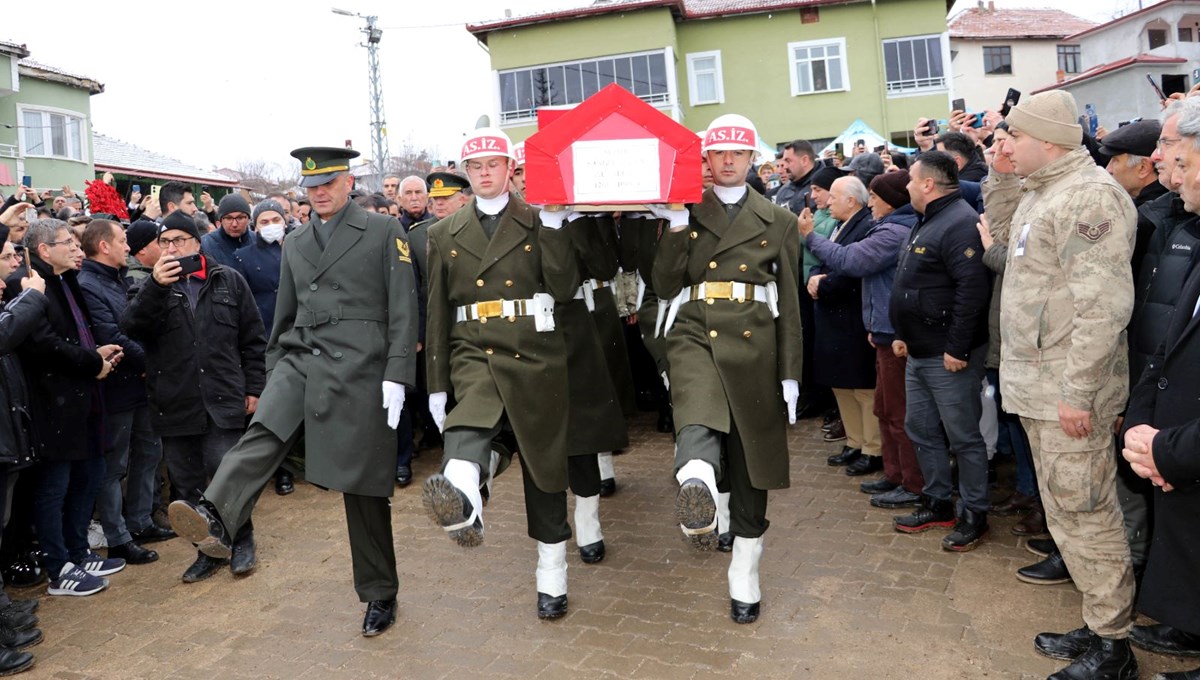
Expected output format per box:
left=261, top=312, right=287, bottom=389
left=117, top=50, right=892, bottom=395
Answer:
left=362, top=599, right=397, bottom=636
left=1131, top=623, right=1200, bottom=657
left=1, top=559, right=43, bottom=589
left=231, top=534, right=257, bottom=576
left=108, top=541, right=159, bottom=565
left=1026, top=538, right=1057, bottom=558
left=0, top=625, right=41, bottom=650
left=1035, top=626, right=1095, bottom=661
left=1016, top=551, right=1071, bottom=585
left=599, top=478, right=616, bottom=498
left=859, top=477, right=899, bottom=494
left=181, top=552, right=228, bottom=583
left=656, top=411, right=674, bottom=434
left=537, top=593, right=568, bottom=620
left=168, top=501, right=232, bottom=559
left=0, top=648, right=32, bottom=676
left=1048, top=636, right=1138, bottom=680
left=845, top=455, right=883, bottom=477
left=826, top=446, right=862, bottom=467
left=275, top=470, right=295, bottom=496
left=0, top=606, right=36, bottom=633
left=717, top=532, right=733, bottom=552
left=579, top=540, right=605, bottom=564
left=730, top=599, right=760, bottom=624
left=942, top=508, right=988, bottom=552
left=5, top=600, right=37, bottom=615
left=395, top=465, right=412, bottom=488
left=131, top=525, right=177, bottom=544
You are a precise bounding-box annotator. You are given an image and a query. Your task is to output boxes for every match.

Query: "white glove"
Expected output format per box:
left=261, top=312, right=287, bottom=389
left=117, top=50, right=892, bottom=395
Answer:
left=537, top=208, right=568, bottom=230
left=646, top=204, right=690, bottom=230
left=661, top=370, right=670, bottom=392
left=782, top=379, right=799, bottom=425
left=429, top=391, right=448, bottom=433
left=382, top=381, right=406, bottom=430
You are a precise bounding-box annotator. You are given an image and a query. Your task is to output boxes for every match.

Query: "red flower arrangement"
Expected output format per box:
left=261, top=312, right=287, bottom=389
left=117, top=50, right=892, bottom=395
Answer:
left=84, top=179, right=130, bottom=220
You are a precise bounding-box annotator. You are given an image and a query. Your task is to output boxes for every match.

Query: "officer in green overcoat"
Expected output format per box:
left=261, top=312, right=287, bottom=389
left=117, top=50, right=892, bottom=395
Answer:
left=420, top=128, right=583, bottom=620
left=651, top=114, right=804, bottom=625
left=168, top=146, right=419, bottom=638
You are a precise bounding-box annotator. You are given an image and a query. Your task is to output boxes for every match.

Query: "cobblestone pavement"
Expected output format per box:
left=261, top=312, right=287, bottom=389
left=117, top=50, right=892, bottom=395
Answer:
left=18, top=414, right=1195, bottom=679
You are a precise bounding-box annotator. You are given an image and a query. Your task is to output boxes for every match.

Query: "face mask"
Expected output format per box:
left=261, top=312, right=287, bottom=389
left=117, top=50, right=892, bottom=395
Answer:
left=259, top=223, right=285, bottom=244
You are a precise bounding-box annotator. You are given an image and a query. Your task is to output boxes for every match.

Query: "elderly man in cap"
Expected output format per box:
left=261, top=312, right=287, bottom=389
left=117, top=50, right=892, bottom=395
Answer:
left=1101, top=119, right=1168, bottom=272
left=421, top=127, right=584, bottom=620
left=201, top=194, right=253, bottom=268
left=427, top=172, right=469, bottom=221
left=651, top=113, right=803, bottom=624
left=166, top=146, right=418, bottom=637
left=987, top=90, right=1139, bottom=680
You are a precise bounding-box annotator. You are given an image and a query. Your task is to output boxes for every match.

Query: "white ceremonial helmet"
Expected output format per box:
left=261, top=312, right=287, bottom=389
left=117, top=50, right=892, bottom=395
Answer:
left=513, top=141, right=526, bottom=167
left=703, top=114, right=759, bottom=152
left=461, top=127, right=516, bottom=163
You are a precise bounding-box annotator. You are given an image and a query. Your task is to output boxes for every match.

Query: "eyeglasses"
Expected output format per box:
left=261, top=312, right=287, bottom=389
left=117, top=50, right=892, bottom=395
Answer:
left=48, top=238, right=80, bottom=250
left=1158, top=137, right=1182, bottom=148
left=158, top=235, right=196, bottom=248
left=221, top=214, right=250, bottom=222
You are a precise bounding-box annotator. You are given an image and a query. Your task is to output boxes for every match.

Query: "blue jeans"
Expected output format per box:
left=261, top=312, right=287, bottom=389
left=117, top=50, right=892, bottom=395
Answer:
left=904, top=346, right=990, bottom=512
left=985, top=369, right=1038, bottom=498
left=34, top=456, right=106, bottom=577
left=97, top=405, right=163, bottom=545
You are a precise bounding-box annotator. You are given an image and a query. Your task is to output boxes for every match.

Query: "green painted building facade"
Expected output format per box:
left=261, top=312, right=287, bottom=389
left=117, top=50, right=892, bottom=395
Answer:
left=471, top=0, right=951, bottom=148
left=0, top=41, right=103, bottom=195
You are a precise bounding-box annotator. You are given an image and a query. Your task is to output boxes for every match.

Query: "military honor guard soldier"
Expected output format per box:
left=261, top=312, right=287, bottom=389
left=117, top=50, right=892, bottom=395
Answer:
left=168, top=146, right=420, bottom=637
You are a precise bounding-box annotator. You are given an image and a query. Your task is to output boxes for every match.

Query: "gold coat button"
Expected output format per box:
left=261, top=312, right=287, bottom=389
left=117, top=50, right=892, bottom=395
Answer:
left=508, top=316, right=516, bottom=323
left=476, top=279, right=484, bottom=287
left=743, top=330, right=752, bottom=338
left=760, top=240, right=768, bottom=247
left=689, top=231, right=698, bottom=239
left=708, top=261, right=717, bottom=269
left=450, top=250, right=458, bottom=257
left=709, top=330, right=718, bottom=338
left=706, top=298, right=714, bottom=305
left=739, top=264, right=748, bottom=272
left=479, top=316, right=488, bottom=324
left=524, top=244, right=533, bottom=252
left=505, top=280, right=514, bottom=287
left=485, top=348, right=494, bottom=355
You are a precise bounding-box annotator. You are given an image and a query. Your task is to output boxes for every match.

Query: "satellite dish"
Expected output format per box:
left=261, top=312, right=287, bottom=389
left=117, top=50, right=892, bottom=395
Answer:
left=475, top=115, right=491, bottom=129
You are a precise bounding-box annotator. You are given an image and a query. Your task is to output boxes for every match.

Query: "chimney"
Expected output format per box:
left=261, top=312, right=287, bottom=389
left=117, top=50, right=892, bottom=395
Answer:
left=977, top=0, right=984, bottom=9
left=1056, top=69, right=1066, bottom=83
left=988, top=1, right=995, bottom=11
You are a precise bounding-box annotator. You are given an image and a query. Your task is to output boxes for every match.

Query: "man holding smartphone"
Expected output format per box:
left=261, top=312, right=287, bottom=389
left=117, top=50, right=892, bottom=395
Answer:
left=120, top=211, right=266, bottom=584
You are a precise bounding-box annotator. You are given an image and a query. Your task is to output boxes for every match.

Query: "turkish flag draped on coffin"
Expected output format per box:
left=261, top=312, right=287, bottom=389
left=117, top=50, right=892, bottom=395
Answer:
left=523, top=83, right=703, bottom=207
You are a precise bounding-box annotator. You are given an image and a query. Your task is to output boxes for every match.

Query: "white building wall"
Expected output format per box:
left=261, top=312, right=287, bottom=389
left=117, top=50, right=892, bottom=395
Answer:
left=1079, top=3, right=1200, bottom=68
left=951, top=39, right=1064, bottom=109
left=1062, top=64, right=1192, bottom=129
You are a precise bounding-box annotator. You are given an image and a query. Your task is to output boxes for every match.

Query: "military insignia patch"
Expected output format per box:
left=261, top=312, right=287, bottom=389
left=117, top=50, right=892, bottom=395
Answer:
left=396, top=238, right=412, bottom=263
left=304, top=157, right=316, bottom=171
left=432, top=178, right=444, bottom=189
left=964, top=247, right=976, bottom=258
left=1076, top=220, right=1111, bottom=242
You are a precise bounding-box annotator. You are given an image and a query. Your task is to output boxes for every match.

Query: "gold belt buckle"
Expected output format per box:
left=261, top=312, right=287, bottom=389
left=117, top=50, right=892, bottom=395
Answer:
left=476, top=300, right=503, bottom=319
left=706, top=281, right=733, bottom=300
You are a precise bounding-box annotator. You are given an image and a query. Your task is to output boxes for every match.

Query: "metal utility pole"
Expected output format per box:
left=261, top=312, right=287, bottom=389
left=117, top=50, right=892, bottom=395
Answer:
left=333, top=8, right=389, bottom=186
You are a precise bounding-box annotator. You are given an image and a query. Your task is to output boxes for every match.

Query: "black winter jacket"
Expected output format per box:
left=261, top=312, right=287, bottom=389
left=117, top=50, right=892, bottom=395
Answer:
left=120, top=259, right=267, bottom=436
left=1128, top=214, right=1200, bottom=385
left=77, top=259, right=148, bottom=413
left=0, top=289, right=46, bottom=468
left=889, top=192, right=990, bottom=360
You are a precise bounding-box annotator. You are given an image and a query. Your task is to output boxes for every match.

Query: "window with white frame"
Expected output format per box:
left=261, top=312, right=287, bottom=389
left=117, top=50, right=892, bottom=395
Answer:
left=788, top=38, right=848, bottom=96
left=497, top=50, right=671, bottom=125
left=883, top=34, right=947, bottom=95
left=686, top=51, right=724, bottom=106
left=20, top=107, right=85, bottom=161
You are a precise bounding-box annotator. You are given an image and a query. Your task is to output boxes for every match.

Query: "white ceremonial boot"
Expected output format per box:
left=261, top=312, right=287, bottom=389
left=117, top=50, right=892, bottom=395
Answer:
left=421, top=459, right=484, bottom=547
left=536, top=540, right=569, bottom=620
left=728, top=535, right=764, bottom=624
left=674, top=459, right=719, bottom=550
left=574, top=494, right=605, bottom=564
left=597, top=451, right=616, bottom=497
left=716, top=492, right=733, bottom=552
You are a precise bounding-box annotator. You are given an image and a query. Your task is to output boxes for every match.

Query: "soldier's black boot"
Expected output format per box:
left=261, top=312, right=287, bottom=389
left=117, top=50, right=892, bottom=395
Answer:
left=1047, top=635, right=1137, bottom=680
left=230, top=522, right=256, bottom=576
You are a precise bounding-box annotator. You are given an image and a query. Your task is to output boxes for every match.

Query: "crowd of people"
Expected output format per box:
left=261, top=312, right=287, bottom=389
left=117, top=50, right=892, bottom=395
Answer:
left=0, top=83, right=1197, bottom=679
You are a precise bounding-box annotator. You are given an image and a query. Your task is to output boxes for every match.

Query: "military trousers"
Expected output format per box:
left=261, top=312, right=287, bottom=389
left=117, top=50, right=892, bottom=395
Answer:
left=205, top=423, right=399, bottom=602
left=443, top=422, right=596, bottom=544
left=1021, top=418, right=1134, bottom=638
left=674, top=421, right=768, bottom=538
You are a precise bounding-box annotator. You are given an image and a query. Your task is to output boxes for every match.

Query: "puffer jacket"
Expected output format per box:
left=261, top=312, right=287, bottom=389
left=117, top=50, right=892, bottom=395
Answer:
left=0, top=289, right=46, bottom=468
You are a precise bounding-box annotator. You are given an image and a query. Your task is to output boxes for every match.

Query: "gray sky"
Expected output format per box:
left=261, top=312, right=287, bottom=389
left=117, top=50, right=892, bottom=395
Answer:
left=11, top=0, right=1149, bottom=176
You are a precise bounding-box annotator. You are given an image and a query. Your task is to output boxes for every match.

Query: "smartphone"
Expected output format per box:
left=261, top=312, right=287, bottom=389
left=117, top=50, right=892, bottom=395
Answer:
left=952, top=98, right=966, bottom=113
left=150, top=185, right=161, bottom=203
left=1147, top=74, right=1167, bottom=101
left=21, top=175, right=31, bottom=188
left=132, top=184, right=141, bottom=194
left=924, top=119, right=938, bottom=137
left=1000, top=89, right=1021, bottom=117
left=172, top=254, right=203, bottom=276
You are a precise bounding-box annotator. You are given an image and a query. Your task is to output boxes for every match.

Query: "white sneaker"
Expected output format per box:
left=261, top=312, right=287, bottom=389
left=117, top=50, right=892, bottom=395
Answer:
left=47, top=563, right=108, bottom=597
left=87, top=520, right=107, bottom=550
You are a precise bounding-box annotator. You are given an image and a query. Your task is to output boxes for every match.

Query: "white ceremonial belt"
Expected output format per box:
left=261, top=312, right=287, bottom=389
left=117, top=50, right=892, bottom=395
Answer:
left=659, top=280, right=779, bottom=337
left=583, top=278, right=612, bottom=313
left=457, top=293, right=557, bottom=332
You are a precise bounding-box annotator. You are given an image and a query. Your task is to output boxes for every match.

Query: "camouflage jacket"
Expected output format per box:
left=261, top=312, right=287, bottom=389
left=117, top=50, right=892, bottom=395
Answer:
left=997, top=146, right=1136, bottom=421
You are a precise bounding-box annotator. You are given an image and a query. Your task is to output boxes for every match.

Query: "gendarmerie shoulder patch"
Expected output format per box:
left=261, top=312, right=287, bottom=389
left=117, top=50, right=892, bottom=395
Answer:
left=1075, top=220, right=1111, bottom=242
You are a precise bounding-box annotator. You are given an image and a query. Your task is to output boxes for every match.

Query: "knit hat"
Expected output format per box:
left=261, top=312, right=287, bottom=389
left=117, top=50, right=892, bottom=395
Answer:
left=126, top=218, right=159, bottom=255
left=810, top=166, right=843, bottom=191
left=869, top=170, right=912, bottom=210
left=1004, top=90, right=1083, bottom=149
left=252, top=199, right=286, bottom=227
left=160, top=210, right=202, bottom=241
left=217, top=193, right=252, bottom=219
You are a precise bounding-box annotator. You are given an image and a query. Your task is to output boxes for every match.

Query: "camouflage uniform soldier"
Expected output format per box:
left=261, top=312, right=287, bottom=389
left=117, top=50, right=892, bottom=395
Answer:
left=989, top=90, right=1139, bottom=680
